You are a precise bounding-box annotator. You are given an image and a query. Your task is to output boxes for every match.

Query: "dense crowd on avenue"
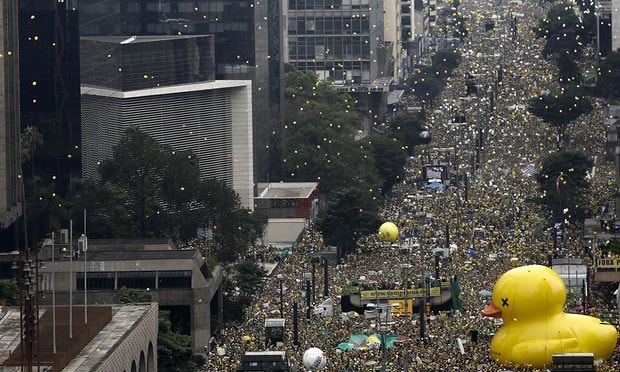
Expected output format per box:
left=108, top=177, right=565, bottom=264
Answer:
left=205, top=0, right=620, bottom=370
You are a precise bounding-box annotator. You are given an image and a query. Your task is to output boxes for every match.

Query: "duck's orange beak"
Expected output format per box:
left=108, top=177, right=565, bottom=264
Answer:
left=481, top=300, right=502, bottom=318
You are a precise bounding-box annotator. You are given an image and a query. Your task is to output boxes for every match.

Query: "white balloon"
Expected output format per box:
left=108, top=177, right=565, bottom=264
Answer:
left=303, top=347, right=326, bottom=370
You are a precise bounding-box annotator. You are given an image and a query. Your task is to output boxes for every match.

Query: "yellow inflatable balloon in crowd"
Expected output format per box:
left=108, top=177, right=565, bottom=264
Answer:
left=481, top=265, right=617, bottom=368
left=378, top=222, right=399, bottom=242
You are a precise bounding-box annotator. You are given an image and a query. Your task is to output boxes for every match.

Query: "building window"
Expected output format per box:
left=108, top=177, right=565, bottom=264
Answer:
left=118, top=271, right=156, bottom=289
left=76, top=272, right=115, bottom=290
left=158, top=271, right=192, bottom=289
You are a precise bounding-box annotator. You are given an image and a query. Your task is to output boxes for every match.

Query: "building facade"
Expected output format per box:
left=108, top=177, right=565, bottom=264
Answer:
left=78, top=0, right=284, bottom=184
left=0, top=0, right=22, bottom=246
left=412, top=0, right=430, bottom=63
left=613, top=0, right=620, bottom=53
left=284, top=0, right=388, bottom=88
left=18, top=0, right=81, bottom=197
left=384, top=1, right=403, bottom=84
left=595, top=0, right=620, bottom=56
left=0, top=304, right=158, bottom=371
left=38, top=239, right=223, bottom=354
left=401, top=0, right=415, bottom=77
left=79, top=36, right=254, bottom=208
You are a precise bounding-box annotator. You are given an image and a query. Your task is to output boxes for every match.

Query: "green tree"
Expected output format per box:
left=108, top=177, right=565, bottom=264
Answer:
left=535, top=150, right=592, bottom=224
left=542, top=28, right=583, bottom=59
left=528, top=85, right=593, bottom=149
left=216, top=209, right=268, bottom=263
left=596, top=49, right=620, bottom=99
left=65, top=179, right=133, bottom=238
left=575, top=0, right=597, bottom=44
left=534, top=3, right=583, bottom=41
left=233, top=260, right=267, bottom=297
left=159, top=149, right=202, bottom=239
left=315, top=187, right=382, bottom=259
left=284, top=65, right=344, bottom=105
left=432, top=49, right=462, bottom=75
left=99, top=126, right=168, bottom=237
left=556, top=53, right=582, bottom=85
left=158, top=314, right=205, bottom=372
left=368, top=135, right=407, bottom=193
left=119, top=286, right=152, bottom=303
left=221, top=277, right=251, bottom=323
left=409, top=67, right=446, bottom=108
left=0, top=281, right=18, bottom=306
left=21, top=126, right=44, bottom=242
left=282, top=91, right=379, bottom=194
left=387, top=113, right=428, bottom=154
left=452, top=13, right=468, bottom=39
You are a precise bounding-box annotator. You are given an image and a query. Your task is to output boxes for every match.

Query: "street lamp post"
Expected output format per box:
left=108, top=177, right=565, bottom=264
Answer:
left=277, top=274, right=284, bottom=317
left=368, top=301, right=399, bottom=370
left=401, top=264, right=412, bottom=318
left=323, top=258, right=329, bottom=297
left=42, top=233, right=57, bottom=355
left=69, top=220, right=73, bottom=339
left=78, top=233, right=87, bottom=324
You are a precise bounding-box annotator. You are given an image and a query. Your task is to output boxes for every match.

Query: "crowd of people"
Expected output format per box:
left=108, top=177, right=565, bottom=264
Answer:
left=205, top=0, right=620, bottom=370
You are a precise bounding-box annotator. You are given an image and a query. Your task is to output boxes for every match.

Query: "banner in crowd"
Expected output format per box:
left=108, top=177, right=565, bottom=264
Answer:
left=360, top=287, right=441, bottom=300
left=388, top=300, right=414, bottom=316
left=336, top=334, right=405, bottom=351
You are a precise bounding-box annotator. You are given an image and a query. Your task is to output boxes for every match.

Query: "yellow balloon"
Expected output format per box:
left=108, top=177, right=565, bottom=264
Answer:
left=481, top=265, right=617, bottom=368
left=378, top=222, right=399, bottom=242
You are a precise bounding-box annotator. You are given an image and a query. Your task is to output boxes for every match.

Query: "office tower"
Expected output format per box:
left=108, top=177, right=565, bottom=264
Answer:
left=284, top=1, right=397, bottom=118
left=80, top=36, right=255, bottom=208
left=18, top=0, right=81, bottom=196
left=401, top=0, right=415, bottom=76
left=384, top=2, right=404, bottom=83
left=285, top=0, right=388, bottom=88
left=78, top=0, right=284, bottom=184
left=0, top=0, right=22, bottom=247
left=413, top=0, right=430, bottom=62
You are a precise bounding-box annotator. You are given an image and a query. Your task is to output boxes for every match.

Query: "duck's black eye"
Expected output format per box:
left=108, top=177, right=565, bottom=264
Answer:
left=502, top=298, right=509, bottom=307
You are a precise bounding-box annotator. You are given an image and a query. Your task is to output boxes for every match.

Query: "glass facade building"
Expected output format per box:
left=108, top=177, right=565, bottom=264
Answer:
left=285, top=0, right=385, bottom=87
left=78, top=0, right=284, bottom=183
left=0, top=0, right=22, bottom=247
left=18, top=1, right=81, bottom=194
left=80, top=35, right=215, bottom=91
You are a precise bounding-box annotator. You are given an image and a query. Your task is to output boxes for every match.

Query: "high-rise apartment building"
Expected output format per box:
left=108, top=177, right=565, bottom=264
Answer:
left=0, top=0, right=22, bottom=245
left=78, top=0, right=284, bottom=184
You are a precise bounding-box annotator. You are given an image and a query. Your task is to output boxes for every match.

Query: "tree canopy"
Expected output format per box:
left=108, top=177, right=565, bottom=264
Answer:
left=158, top=314, right=205, bottom=371
left=0, top=281, right=18, bottom=306
left=232, top=260, right=267, bottom=297
left=387, top=113, right=429, bottom=154
left=534, top=3, right=584, bottom=41
left=66, top=126, right=266, bottom=263
left=528, top=85, right=593, bottom=149
left=368, top=135, right=408, bottom=192
left=408, top=67, right=446, bottom=107
left=556, top=53, right=582, bottom=85
left=315, top=187, right=382, bottom=260
left=431, top=49, right=462, bottom=73
left=542, top=28, right=583, bottom=59
left=535, top=150, right=593, bottom=224
left=596, top=49, right=620, bottom=99
left=282, top=68, right=382, bottom=194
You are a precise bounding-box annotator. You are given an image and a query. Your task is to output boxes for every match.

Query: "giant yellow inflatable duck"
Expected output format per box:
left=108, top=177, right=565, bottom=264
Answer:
left=481, top=265, right=617, bottom=368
